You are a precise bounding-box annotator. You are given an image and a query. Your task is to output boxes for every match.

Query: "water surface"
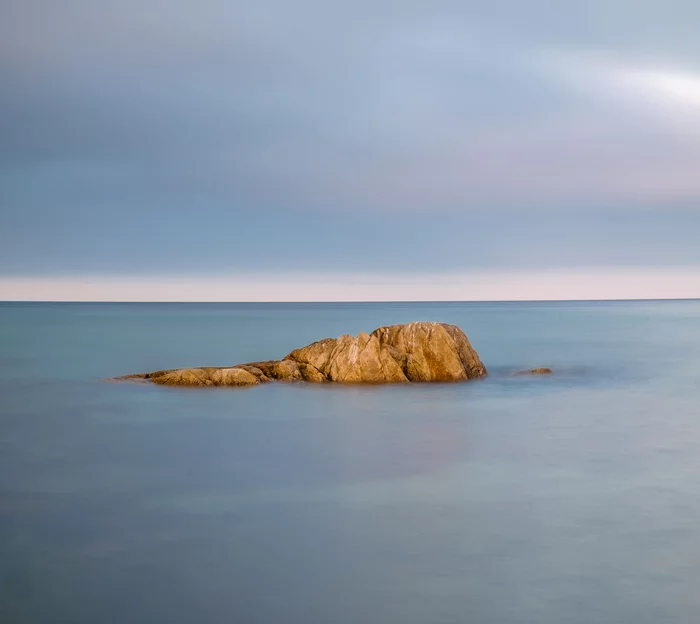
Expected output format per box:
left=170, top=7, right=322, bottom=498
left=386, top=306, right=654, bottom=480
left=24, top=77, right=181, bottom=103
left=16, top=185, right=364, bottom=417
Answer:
left=1, top=301, right=699, bottom=623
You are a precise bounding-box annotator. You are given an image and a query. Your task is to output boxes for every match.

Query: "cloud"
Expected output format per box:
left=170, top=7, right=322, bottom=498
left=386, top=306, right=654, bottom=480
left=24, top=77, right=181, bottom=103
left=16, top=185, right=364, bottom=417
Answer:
left=1, top=0, right=699, bottom=278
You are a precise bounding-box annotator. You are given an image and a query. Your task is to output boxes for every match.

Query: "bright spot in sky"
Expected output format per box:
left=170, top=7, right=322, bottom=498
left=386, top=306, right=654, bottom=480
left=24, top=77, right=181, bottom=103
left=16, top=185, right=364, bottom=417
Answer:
left=624, top=67, right=700, bottom=107
left=543, top=52, right=700, bottom=117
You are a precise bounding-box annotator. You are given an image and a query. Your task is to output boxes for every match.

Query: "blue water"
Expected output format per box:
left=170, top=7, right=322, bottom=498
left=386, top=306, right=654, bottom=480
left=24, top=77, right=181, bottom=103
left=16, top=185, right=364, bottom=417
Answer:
left=1, top=301, right=700, bottom=624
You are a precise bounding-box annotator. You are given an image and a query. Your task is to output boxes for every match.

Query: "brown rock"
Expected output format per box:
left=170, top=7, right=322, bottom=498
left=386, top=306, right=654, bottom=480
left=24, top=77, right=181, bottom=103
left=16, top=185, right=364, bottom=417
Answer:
left=511, top=367, right=553, bottom=376
left=285, top=338, right=338, bottom=373
left=115, top=321, right=487, bottom=387
left=146, top=367, right=259, bottom=386
left=371, top=322, right=486, bottom=382
left=268, top=359, right=304, bottom=382
left=320, top=331, right=408, bottom=383
left=297, top=363, right=327, bottom=383
left=236, top=365, right=271, bottom=383
left=151, top=368, right=213, bottom=386
left=210, top=368, right=260, bottom=386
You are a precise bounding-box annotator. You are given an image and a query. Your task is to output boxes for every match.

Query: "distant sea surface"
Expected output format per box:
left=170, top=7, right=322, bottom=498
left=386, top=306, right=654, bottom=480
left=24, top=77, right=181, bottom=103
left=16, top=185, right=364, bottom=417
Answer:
left=2, top=300, right=700, bottom=624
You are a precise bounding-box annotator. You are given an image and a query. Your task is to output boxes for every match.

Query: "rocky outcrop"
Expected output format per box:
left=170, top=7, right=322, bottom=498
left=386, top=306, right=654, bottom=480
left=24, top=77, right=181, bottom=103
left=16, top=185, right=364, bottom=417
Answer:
left=117, top=322, right=487, bottom=387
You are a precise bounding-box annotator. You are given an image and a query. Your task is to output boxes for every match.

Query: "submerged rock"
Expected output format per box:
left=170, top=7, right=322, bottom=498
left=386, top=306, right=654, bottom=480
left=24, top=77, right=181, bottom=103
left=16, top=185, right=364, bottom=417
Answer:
left=511, top=367, right=553, bottom=376
left=116, top=321, right=487, bottom=387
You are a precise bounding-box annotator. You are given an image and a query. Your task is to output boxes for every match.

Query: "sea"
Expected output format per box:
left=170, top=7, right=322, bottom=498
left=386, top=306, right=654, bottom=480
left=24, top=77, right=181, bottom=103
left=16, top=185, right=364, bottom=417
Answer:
left=1, top=300, right=699, bottom=624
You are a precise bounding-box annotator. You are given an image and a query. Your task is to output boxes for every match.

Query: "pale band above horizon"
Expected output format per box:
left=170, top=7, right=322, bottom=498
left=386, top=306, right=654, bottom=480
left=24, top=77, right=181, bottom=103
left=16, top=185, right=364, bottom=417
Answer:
left=2, top=268, right=699, bottom=302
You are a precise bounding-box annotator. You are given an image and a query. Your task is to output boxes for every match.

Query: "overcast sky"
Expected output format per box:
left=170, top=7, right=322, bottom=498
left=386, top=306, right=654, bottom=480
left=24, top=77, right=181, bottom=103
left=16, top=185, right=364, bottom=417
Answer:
left=1, top=1, right=699, bottom=300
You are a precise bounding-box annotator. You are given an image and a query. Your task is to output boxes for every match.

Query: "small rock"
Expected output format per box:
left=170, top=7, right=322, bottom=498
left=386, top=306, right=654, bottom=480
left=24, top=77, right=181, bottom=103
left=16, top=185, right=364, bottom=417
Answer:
left=511, top=367, right=553, bottom=376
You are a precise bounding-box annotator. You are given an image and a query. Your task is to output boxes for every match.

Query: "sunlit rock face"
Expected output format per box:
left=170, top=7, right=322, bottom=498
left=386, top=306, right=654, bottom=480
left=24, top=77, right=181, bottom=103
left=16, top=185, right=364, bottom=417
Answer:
left=116, top=322, right=488, bottom=387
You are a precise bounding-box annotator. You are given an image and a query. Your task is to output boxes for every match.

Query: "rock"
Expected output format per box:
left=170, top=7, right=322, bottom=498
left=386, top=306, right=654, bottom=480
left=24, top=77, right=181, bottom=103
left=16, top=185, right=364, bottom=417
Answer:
left=287, top=331, right=408, bottom=383
left=285, top=338, right=337, bottom=374
left=209, top=368, right=260, bottom=386
left=117, top=367, right=259, bottom=386
left=235, top=365, right=271, bottom=383
left=371, top=322, right=486, bottom=382
left=511, top=367, right=553, bottom=376
left=246, top=359, right=304, bottom=382
left=115, top=321, right=487, bottom=387
left=150, top=368, right=214, bottom=386
left=297, top=362, right=327, bottom=383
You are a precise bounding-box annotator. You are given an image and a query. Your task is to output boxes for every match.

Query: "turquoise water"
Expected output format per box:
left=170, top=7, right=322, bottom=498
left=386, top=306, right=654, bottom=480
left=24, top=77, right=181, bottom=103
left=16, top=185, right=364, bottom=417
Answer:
left=1, top=300, right=700, bottom=623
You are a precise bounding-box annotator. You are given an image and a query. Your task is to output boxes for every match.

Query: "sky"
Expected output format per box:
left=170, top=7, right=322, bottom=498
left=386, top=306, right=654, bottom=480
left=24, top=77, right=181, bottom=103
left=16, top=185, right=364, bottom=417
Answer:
left=1, top=0, right=699, bottom=300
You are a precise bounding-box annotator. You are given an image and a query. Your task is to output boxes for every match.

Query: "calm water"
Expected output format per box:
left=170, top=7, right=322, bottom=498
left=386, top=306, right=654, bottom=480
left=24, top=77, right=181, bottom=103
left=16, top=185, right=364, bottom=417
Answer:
left=1, top=300, right=700, bottom=624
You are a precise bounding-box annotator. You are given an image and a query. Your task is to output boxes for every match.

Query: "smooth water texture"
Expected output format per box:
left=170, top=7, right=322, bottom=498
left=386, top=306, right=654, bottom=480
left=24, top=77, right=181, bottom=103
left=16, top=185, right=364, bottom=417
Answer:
left=1, top=300, right=700, bottom=624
